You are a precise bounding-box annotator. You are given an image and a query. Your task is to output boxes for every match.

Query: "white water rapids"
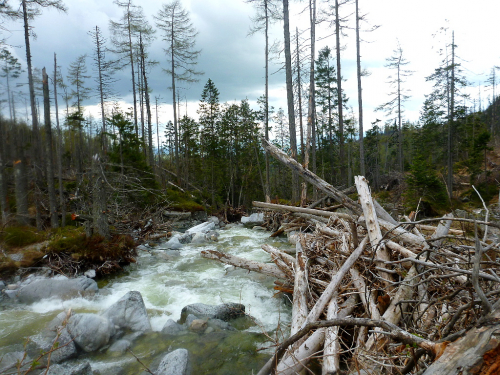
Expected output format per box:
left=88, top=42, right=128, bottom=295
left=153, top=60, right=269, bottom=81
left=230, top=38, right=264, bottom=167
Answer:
left=0, top=224, right=292, bottom=374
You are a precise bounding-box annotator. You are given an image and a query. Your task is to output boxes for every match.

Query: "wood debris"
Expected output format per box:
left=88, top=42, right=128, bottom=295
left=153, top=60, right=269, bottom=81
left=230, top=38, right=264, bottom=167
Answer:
left=201, top=140, right=500, bottom=374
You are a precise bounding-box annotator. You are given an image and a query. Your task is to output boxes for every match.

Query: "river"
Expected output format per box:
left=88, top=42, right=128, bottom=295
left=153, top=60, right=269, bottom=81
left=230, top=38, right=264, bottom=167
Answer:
left=0, top=224, right=292, bottom=374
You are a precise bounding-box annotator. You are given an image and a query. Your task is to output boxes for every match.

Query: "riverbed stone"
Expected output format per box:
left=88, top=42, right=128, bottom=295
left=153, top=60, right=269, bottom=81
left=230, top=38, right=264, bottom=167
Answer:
left=0, top=351, right=31, bottom=373
left=67, top=313, right=114, bottom=352
left=108, top=339, right=131, bottom=353
left=208, top=216, right=219, bottom=226
left=164, top=235, right=184, bottom=250
left=189, top=319, right=208, bottom=333
left=207, top=318, right=236, bottom=331
left=16, top=277, right=98, bottom=303
left=180, top=303, right=245, bottom=323
left=101, top=291, right=152, bottom=334
left=84, top=269, right=96, bottom=278
left=161, top=319, right=187, bottom=336
left=156, top=349, right=191, bottom=375
left=241, top=212, right=264, bottom=225
left=30, top=326, right=77, bottom=364
left=184, top=314, right=197, bottom=327
left=45, top=362, right=93, bottom=375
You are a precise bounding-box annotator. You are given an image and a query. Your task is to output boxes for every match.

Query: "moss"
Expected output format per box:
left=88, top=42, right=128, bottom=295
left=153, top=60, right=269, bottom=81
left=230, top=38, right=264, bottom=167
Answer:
left=166, top=188, right=205, bottom=212
left=0, top=226, right=45, bottom=249
left=46, top=232, right=137, bottom=276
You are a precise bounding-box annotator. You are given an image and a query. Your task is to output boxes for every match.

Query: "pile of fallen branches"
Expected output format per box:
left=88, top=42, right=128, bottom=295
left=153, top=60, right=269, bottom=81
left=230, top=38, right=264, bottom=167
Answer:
left=201, top=139, right=500, bottom=375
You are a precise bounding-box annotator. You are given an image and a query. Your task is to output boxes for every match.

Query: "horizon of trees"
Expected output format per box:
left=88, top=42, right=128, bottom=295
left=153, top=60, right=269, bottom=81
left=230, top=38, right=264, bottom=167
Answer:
left=0, top=0, right=499, bottom=231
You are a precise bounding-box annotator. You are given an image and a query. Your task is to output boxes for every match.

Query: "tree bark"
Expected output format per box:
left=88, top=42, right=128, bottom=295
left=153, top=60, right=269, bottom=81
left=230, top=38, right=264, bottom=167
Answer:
left=54, top=54, right=66, bottom=227
left=43, top=67, right=58, bottom=228
left=334, top=0, right=345, bottom=184
left=0, top=118, right=9, bottom=224
left=201, top=249, right=287, bottom=280
left=91, top=154, right=110, bottom=238
left=22, top=0, right=43, bottom=229
left=356, top=0, right=365, bottom=177
left=282, top=0, right=299, bottom=202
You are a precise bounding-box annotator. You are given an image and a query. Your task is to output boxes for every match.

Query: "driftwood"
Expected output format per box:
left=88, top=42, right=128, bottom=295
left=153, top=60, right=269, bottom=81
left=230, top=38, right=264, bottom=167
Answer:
left=200, top=164, right=500, bottom=373
left=200, top=250, right=287, bottom=280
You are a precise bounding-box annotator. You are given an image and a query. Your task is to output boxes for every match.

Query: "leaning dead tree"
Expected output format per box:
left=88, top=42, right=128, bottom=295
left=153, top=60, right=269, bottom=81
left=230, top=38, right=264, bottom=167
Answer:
left=201, top=138, right=500, bottom=375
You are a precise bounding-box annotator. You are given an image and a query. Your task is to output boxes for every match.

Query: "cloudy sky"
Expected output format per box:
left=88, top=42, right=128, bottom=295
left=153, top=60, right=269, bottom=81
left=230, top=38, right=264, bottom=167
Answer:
left=1, top=0, right=499, bottom=141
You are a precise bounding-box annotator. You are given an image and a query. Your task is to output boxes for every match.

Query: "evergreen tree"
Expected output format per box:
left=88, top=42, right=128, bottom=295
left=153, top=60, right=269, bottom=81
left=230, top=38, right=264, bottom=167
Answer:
left=198, top=78, right=220, bottom=207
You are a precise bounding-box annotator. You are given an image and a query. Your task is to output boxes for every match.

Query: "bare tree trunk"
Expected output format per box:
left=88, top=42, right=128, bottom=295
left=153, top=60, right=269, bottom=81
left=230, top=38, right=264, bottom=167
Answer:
left=14, top=127, right=29, bottom=225
left=447, top=31, right=455, bottom=198
left=295, top=27, right=304, bottom=162
left=334, top=0, right=346, bottom=185
left=140, top=33, right=154, bottom=169
left=264, top=1, right=271, bottom=203
left=22, top=0, right=43, bottom=229
left=356, top=0, right=365, bottom=176
left=283, top=0, right=299, bottom=202
left=92, top=154, right=109, bottom=238
left=54, top=54, right=66, bottom=227
left=43, top=68, right=58, bottom=228
left=0, top=118, right=9, bottom=224
left=126, top=2, right=138, bottom=136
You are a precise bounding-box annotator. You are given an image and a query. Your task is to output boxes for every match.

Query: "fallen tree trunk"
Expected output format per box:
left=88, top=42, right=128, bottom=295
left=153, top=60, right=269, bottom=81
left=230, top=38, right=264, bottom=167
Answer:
left=253, top=200, right=353, bottom=221
left=201, top=250, right=287, bottom=280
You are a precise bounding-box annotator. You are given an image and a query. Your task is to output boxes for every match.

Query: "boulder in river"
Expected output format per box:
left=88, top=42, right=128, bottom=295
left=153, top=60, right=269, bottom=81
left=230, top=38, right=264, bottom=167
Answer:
left=67, top=313, right=114, bottom=352
left=161, top=319, right=187, bottom=336
left=156, top=348, right=191, bottom=375
left=241, top=212, right=264, bottom=226
left=180, top=303, right=245, bottom=323
left=16, top=276, right=98, bottom=304
left=101, top=291, right=152, bottom=334
left=164, top=235, right=184, bottom=250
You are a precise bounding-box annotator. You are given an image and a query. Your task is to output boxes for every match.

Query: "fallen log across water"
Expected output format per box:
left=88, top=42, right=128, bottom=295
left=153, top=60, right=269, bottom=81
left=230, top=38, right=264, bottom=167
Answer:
left=199, top=143, right=500, bottom=374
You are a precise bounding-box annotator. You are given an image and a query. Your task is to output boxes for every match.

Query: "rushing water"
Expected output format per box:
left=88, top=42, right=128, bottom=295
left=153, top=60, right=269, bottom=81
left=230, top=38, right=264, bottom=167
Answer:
left=0, top=224, right=292, bottom=374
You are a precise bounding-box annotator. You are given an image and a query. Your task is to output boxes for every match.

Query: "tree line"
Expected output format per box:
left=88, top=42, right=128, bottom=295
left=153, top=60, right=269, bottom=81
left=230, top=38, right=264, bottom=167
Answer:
left=0, top=0, right=498, bottom=233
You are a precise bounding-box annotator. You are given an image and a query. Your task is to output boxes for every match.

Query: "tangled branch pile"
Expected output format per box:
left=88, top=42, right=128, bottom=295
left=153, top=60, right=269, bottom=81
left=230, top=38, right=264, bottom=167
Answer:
left=202, top=140, right=500, bottom=375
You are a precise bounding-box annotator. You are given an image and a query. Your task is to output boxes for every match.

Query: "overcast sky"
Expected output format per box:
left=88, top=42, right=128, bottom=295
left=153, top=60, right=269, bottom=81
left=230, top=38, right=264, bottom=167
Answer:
left=1, top=0, right=499, bottom=141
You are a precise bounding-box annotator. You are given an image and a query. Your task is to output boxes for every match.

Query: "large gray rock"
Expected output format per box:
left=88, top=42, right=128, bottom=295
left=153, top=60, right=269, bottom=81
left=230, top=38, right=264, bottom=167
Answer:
left=31, top=327, right=77, bottom=364
left=16, top=277, right=98, bottom=303
left=0, top=352, right=31, bottom=373
left=180, top=303, right=245, bottom=323
left=161, top=319, right=187, bottom=336
left=101, top=291, right=151, bottom=334
left=156, top=349, right=190, bottom=375
left=241, top=212, right=264, bottom=225
left=46, top=362, right=93, bottom=375
left=164, top=235, right=184, bottom=250
left=67, top=313, right=114, bottom=352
